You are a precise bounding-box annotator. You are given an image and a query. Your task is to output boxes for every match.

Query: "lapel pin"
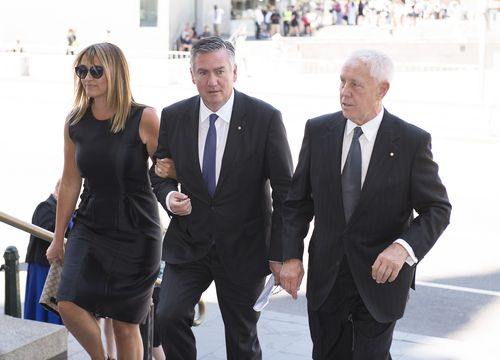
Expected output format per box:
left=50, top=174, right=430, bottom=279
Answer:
left=237, top=126, right=242, bottom=130
left=389, top=152, right=395, bottom=157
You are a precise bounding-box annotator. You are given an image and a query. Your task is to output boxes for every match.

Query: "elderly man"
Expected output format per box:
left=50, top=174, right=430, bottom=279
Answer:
left=280, top=49, right=451, bottom=360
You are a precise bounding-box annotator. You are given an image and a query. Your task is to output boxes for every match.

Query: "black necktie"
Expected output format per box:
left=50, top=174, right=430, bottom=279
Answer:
left=202, top=114, right=218, bottom=197
left=342, top=126, right=363, bottom=223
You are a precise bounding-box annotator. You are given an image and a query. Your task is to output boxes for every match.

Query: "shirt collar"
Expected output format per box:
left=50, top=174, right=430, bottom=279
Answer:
left=345, top=107, right=384, bottom=142
left=199, top=90, right=234, bottom=125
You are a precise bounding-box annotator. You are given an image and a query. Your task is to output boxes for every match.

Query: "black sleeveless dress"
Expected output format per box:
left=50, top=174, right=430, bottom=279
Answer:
left=58, top=105, right=162, bottom=324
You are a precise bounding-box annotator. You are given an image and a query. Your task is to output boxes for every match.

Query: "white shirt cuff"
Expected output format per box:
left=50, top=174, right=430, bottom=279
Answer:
left=394, top=239, right=418, bottom=266
left=165, top=191, right=174, bottom=213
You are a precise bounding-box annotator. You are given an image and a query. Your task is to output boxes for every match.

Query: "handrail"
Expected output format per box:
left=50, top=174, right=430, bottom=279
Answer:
left=228, top=23, right=247, bottom=45
left=167, top=51, right=191, bottom=59
left=0, top=210, right=53, bottom=242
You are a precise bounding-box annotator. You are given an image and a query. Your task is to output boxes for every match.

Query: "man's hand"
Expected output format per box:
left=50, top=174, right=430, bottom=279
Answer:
left=280, top=259, right=304, bottom=300
left=155, top=158, right=177, bottom=179
left=269, top=261, right=283, bottom=285
left=371, top=243, right=409, bottom=284
left=169, top=191, right=191, bottom=216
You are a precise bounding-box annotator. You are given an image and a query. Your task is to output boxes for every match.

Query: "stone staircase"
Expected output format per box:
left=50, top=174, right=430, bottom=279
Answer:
left=0, top=315, right=67, bottom=360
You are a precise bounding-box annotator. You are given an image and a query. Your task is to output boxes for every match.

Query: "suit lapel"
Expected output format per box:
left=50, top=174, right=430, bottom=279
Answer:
left=180, top=97, right=206, bottom=190
left=323, top=115, right=346, bottom=214
left=215, top=90, right=246, bottom=196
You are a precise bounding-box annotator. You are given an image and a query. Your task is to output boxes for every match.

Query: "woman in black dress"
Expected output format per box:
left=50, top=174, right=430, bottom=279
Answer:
left=46, top=42, right=162, bottom=360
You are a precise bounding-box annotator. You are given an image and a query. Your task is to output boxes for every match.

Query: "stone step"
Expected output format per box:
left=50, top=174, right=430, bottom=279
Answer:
left=0, top=314, right=67, bottom=360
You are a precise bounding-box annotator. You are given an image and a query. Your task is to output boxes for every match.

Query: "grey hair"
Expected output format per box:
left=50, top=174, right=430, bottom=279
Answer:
left=190, top=36, right=236, bottom=69
left=344, top=49, right=394, bottom=84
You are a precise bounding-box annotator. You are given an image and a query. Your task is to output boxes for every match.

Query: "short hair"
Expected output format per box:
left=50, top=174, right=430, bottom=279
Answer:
left=68, top=42, right=135, bottom=133
left=344, top=49, right=394, bottom=84
left=190, top=36, right=235, bottom=69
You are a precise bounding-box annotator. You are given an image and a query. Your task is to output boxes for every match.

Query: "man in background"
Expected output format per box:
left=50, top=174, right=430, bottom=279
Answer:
left=212, top=4, right=224, bottom=36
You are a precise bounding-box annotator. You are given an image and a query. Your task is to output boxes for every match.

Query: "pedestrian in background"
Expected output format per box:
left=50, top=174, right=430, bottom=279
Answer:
left=254, top=6, right=265, bottom=39
left=24, top=180, right=64, bottom=325
left=212, top=4, right=224, bottom=36
left=66, top=28, right=78, bottom=55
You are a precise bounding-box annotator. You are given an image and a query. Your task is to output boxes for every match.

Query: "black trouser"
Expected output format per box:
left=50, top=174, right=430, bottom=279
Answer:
left=156, top=246, right=265, bottom=360
left=255, top=22, right=261, bottom=39
left=283, top=21, right=290, bottom=36
left=308, top=259, right=395, bottom=360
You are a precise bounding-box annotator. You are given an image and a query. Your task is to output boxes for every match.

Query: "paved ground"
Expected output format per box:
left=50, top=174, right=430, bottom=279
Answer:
left=2, top=18, right=500, bottom=359
left=65, top=300, right=494, bottom=360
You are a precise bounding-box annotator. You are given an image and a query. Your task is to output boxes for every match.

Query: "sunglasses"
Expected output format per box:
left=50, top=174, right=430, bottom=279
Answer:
left=74, top=64, right=104, bottom=79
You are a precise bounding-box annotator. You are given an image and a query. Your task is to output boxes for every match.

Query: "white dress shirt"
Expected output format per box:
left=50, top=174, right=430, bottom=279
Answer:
left=197, top=91, right=234, bottom=184
left=342, top=108, right=418, bottom=265
left=165, top=91, right=235, bottom=211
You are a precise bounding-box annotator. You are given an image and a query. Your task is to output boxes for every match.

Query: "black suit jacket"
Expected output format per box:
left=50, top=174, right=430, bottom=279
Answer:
left=25, top=194, right=56, bottom=266
left=282, top=109, right=451, bottom=323
left=151, top=90, right=293, bottom=282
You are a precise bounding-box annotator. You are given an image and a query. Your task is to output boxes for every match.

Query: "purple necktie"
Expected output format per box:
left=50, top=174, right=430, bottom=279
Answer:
left=202, top=114, right=218, bottom=196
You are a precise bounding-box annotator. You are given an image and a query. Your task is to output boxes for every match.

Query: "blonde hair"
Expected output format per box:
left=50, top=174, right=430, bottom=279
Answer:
left=67, top=42, right=135, bottom=133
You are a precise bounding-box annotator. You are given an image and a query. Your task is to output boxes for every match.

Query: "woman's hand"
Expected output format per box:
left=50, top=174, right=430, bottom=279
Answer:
left=46, top=239, right=64, bottom=264
left=155, top=158, right=177, bottom=180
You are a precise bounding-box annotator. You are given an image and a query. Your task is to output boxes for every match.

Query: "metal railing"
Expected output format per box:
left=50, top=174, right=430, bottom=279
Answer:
left=0, top=210, right=53, bottom=242
left=167, top=51, right=191, bottom=60
left=228, top=23, right=248, bottom=45
left=0, top=209, right=205, bottom=359
left=0, top=210, right=51, bottom=319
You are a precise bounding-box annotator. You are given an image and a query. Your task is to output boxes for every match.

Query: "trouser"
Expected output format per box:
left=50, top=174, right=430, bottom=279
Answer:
left=255, top=22, right=261, bottom=39
left=156, top=246, right=265, bottom=360
left=308, top=259, right=395, bottom=360
left=283, top=21, right=290, bottom=36
left=213, top=23, right=220, bottom=36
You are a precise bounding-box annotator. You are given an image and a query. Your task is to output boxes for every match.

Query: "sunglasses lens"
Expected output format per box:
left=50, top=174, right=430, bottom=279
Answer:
left=75, top=65, right=87, bottom=79
left=75, top=65, right=104, bottom=79
left=89, top=66, right=104, bottom=79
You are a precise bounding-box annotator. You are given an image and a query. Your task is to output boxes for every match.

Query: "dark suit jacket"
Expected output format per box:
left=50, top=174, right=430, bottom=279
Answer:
left=282, top=109, right=451, bottom=323
left=25, top=194, right=56, bottom=266
left=151, top=90, right=293, bottom=282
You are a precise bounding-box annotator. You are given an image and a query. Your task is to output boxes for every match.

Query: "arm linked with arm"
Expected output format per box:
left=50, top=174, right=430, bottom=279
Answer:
left=149, top=108, right=180, bottom=215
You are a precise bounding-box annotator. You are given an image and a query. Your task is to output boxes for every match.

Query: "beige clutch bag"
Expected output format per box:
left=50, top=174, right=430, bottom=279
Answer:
left=39, top=260, right=62, bottom=315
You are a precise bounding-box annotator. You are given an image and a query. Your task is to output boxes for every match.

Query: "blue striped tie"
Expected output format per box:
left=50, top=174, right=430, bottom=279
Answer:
left=202, top=114, right=218, bottom=196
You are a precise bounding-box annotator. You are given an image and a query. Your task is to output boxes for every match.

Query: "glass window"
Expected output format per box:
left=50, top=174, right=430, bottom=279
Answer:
left=140, top=0, right=158, bottom=27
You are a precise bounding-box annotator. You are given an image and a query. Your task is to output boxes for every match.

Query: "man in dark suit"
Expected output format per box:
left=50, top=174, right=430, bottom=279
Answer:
left=150, top=36, right=293, bottom=360
left=280, top=49, right=451, bottom=359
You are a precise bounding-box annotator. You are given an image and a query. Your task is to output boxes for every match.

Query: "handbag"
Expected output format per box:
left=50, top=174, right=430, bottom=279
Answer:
left=39, top=260, right=62, bottom=315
